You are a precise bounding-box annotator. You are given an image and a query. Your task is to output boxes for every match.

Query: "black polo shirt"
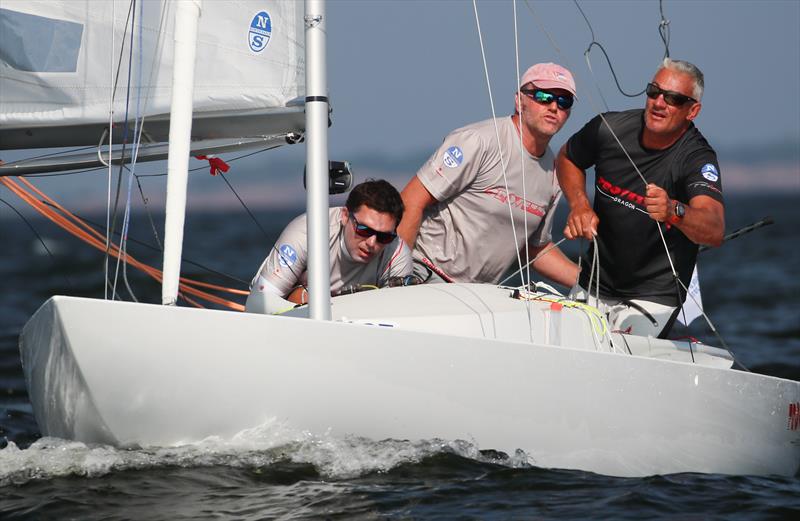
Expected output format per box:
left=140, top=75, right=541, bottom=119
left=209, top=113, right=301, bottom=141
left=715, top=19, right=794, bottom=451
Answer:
left=565, top=109, right=724, bottom=305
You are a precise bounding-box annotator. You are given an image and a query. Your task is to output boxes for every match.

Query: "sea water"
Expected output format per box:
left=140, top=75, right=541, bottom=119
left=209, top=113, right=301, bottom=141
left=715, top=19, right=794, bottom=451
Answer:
left=1, top=193, right=798, bottom=519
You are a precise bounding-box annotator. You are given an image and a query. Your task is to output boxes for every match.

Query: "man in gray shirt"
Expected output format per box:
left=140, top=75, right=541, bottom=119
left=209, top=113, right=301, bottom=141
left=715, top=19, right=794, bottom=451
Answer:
left=246, top=180, right=413, bottom=314
left=398, top=63, right=579, bottom=286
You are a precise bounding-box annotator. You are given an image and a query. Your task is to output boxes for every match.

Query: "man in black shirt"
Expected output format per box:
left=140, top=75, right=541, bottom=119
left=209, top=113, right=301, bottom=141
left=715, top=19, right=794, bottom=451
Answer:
left=556, top=58, right=724, bottom=337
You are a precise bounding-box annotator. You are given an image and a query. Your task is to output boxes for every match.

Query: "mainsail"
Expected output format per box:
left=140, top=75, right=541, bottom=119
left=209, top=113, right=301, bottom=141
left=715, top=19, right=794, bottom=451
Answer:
left=0, top=0, right=305, bottom=171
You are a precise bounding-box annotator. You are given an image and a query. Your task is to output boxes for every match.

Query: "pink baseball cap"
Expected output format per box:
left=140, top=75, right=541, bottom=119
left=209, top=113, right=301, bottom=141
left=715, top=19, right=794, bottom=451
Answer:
left=520, top=63, right=577, bottom=97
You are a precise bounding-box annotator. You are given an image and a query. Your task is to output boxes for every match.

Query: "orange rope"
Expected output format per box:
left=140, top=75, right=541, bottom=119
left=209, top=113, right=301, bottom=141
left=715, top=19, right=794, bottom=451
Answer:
left=1, top=177, right=247, bottom=311
left=179, top=277, right=249, bottom=295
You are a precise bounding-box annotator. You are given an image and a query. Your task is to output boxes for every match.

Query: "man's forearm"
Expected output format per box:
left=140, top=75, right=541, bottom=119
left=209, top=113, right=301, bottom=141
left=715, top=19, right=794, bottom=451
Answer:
left=672, top=197, right=725, bottom=247
left=528, top=243, right=580, bottom=287
left=399, top=176, right=437, bottom=249
left=397, top=207, right=424, bottom=249
left=556, top=146, right=590, bottom=211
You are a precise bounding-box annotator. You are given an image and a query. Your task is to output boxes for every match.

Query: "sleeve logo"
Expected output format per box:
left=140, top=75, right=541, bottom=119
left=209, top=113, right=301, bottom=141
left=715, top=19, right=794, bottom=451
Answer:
left=443, top=146, right=464, bottom=168
left=278, top=244, right=297, bottom=267
left=700, top=163, right=719, bottom=182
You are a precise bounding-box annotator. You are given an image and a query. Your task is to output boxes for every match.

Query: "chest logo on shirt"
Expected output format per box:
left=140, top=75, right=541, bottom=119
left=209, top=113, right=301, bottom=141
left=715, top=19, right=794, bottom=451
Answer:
left=442, top=146, right=464, bottom=168
left=700, top=163, right=719, bottom=182
left=483, top=187, right=546, bottom=216
left=278, top=244, right=297, bottom=267
left=596, top=175, right=648, bottom=214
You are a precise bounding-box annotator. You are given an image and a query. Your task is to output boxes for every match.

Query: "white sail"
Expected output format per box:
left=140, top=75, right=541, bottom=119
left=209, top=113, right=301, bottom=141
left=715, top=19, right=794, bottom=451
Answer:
left=0, top=0, right=304, bottom=149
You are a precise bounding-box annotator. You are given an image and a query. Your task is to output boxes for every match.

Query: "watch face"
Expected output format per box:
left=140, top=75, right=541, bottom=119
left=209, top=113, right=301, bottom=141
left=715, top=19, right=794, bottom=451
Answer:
left=675, top=202, right=685, bottom=218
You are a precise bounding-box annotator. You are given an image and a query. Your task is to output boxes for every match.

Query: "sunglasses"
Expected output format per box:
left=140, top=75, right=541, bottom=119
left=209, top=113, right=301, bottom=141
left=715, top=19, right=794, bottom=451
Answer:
left=350, top=215, right=397, bottom=244
left=645, top=83, right=697, bottom=107
left=519, top=88, right=574, bottom=110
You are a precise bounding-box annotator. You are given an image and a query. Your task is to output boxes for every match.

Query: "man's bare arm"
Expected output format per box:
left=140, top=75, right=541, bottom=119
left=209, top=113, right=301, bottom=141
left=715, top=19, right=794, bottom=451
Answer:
left=556, top=144, right=597, bottom=240
left=526, top=242, right=580, bottom=287
left=645, top=185, right=725, bottom=246
left=398, top=176, right=437, bottom=249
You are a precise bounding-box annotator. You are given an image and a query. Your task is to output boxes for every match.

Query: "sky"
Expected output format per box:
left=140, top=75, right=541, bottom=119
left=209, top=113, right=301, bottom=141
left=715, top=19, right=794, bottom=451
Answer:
left=2, top=0, right=798, bottom=211
left=324, top=0, right=800, bottom=158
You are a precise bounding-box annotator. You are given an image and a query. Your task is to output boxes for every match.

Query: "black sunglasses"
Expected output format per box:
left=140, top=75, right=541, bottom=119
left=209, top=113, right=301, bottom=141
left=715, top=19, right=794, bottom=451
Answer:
left=519, top=88, right=574, bottom=110
left=350, top=215, right=397, bottom=244
left=645, top=83, right=697, bottom=107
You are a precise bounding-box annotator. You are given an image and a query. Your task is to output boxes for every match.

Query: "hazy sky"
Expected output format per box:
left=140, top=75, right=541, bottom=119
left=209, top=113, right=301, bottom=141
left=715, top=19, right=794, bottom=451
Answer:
left=325, top=0, right=800, bottom=159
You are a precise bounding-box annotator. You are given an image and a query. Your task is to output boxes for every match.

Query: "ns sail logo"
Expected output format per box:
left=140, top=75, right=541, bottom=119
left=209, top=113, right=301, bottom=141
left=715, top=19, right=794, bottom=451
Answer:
left=249, top=11, right=272, bottom=52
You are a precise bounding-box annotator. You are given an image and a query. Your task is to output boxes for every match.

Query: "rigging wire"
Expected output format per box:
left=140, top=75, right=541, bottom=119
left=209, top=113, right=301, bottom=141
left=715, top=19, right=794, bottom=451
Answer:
left=133, top=174, right=164, bottom=252
left=0, top=176, right=247, bottom=310
left=117, top=0, right=170, bottom=301
left=10, top=145, right=283, bottom=291
left=116, top=0, right=147, bottom=303
left=105, top=0, right=117, bottom=299
left=531, top=0, right=740, bottom=365
left=4, top=147, right=98, bottom=164
left=16, top=144, right=280, bottom=180
left=217, top=172, right=271, bottom=241
left=573, top=0, right=671, bottom=100
left=511, top=0, right=536, bottom=343
left=107, top=0, right=138, bottom=301
left=499, top=237, right=566, bottom=286
left=5, top=1, right=291, bottom=307
left=38, top=200, right=249, bottom=286
left=512, top=1, right=531, bottom=293
left=471, top=0, right=528, bottom=291
left=573, top=0, right=699, bottom=361
left=103, top=0, right=136, bottom=299
left=0, top=197, right=75, bottom=290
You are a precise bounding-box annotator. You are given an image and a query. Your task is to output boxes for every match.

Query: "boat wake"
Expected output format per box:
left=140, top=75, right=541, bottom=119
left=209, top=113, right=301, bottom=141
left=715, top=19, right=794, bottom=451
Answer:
left=0, top=418, right=531, bottom=487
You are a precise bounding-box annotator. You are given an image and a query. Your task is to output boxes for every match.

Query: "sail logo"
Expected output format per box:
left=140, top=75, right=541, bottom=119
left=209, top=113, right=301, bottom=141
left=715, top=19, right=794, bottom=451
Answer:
left=443, top=146, right=464, bottom=168
left=249, top=11, right=272, bottom=52
left=789, top=402, right=800, bottom=431
left=278, top=244, right=297, bottom=267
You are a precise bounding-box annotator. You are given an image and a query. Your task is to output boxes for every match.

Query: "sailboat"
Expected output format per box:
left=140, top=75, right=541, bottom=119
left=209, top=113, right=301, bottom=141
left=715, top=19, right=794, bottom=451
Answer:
left=2, top=0, right=798, bottom=478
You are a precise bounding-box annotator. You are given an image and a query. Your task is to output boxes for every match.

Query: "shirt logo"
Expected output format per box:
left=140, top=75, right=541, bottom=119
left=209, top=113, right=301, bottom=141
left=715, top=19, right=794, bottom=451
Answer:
left=483, top=187, right=545, bottom=216
left=249, top=11, right=272, bottom=53
left=700, top=163, right=719, bottom=182
left=278, top=244, right=297, bottom=267
left=596, top=175, right=649, bottom=214
left=442, top=146, right=464, bottom=168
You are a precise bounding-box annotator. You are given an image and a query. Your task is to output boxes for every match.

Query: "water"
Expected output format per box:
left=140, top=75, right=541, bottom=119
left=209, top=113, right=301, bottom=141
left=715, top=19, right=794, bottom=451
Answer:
left=1, top=193, right=799, bottom=519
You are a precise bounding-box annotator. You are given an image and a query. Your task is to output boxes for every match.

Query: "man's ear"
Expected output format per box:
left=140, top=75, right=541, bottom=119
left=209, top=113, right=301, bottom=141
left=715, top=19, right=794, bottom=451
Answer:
left=340, top=206, right=349, bottom=225
left=686, top=101, right=702, bottom=122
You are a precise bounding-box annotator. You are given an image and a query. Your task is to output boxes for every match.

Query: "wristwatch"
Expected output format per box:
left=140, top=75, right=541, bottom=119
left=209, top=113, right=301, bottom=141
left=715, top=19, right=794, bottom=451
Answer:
left=669, top=200, right=685, bottom=225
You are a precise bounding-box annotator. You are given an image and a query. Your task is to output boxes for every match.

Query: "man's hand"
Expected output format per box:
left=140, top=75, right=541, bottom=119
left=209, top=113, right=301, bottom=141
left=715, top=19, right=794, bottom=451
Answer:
left=287, top=286, right=308, bottom=305
left=645, top=183, right=673, bottom=222
left=564, top=203, right=599, bottom=240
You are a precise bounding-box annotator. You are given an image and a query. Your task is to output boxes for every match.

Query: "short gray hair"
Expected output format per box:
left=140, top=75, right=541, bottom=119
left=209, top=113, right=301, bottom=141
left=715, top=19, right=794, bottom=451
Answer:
left=657, top=58, right=704, bottom=101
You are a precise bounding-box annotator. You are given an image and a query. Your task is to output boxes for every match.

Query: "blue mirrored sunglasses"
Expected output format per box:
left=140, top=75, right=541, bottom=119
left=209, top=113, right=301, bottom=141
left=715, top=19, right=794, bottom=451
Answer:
left=520, top=88, right=574, bottom=110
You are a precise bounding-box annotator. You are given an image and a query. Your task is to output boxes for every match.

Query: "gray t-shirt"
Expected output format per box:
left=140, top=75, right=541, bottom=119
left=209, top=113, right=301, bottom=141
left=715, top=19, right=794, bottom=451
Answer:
left=414, top=116, right=562, bottom=283
left=251, top=207, right=412, bottom=297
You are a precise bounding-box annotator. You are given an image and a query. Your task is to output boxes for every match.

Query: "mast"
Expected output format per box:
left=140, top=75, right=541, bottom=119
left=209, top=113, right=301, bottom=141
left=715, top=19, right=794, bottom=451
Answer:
left=162, top=0, right=201, bottom=305
left=304, top=0, right=332, bottom=320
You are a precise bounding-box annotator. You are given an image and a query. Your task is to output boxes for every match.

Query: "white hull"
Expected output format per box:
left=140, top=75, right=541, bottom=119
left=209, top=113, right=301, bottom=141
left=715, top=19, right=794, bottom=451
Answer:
left=20, top=285, right=800, bottom=477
